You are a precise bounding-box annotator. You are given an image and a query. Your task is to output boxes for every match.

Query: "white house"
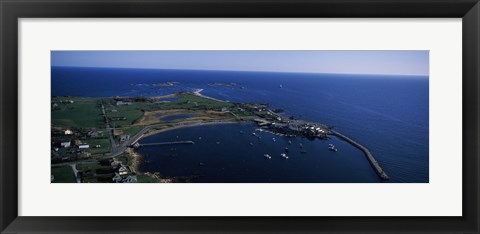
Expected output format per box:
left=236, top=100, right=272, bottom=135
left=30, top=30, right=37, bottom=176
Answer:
left=78, top=144, right=90, bottom=149
left=64, top=129, right=73, bottom=135
left=116, top=101, right=131, bottom=106
left=118, top=166, right=128, bottom=175
left=60, top=140, right=71, bottom=148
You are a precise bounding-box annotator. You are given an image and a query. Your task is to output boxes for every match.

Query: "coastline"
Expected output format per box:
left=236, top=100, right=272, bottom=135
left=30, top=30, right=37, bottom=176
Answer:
left=193, top=89, right=227, bottom=102
left=140, top=120, right=240, bottom=140
left=125, top=120, right=244, bottom=182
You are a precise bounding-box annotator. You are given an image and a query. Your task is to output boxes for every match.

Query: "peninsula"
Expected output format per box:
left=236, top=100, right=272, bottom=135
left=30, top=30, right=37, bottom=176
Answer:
left=50, top=89, right=389, bottom=183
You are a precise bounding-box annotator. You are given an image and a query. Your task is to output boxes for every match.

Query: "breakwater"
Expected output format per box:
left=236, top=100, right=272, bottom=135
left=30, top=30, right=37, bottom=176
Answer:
left=133, top=141, right=195, bottom=148
left=330, top=130, right=389, bottom=180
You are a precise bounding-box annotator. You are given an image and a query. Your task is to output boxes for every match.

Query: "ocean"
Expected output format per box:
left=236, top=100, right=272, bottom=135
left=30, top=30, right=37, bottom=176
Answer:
left=52, top=66, right=429, bottom=182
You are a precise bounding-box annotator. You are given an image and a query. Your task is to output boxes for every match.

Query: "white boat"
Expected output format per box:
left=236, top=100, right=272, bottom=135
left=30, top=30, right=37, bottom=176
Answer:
left=272, top=138, right=276, bottom=142
left=249, top=142, right=254, bottom=146
left=329, top=144, right=338, bottom=152
left=264, top=154, right=271, bottom=159
left=281, top=153, right=289, bottom=159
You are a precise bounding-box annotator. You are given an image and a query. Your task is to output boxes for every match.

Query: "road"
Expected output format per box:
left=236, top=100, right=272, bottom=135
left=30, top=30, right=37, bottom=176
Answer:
left=52, top=103, right=239, bottom=167
left=70, top=163, right=81, bottom=183
left=101, top=101, right=118, bottom=150
left=101, top=119, right=238, bottom=159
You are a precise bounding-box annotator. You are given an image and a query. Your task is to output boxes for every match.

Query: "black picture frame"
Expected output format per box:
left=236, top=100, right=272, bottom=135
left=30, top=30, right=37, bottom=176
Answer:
left=1, top=0, right=479, bottom=233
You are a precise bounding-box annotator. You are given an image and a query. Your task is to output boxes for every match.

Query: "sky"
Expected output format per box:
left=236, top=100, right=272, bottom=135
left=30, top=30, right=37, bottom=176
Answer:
left=51, top=51, right=429, bottom=76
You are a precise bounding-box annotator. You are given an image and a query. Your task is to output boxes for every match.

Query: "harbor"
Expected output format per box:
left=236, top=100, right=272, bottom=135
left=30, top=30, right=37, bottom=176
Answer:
left=255, top=118, right=389, bottom=180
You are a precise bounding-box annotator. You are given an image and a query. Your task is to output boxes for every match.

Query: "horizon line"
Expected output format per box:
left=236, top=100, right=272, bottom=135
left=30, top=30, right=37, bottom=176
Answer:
left=51, top=65, right=429, bottom=77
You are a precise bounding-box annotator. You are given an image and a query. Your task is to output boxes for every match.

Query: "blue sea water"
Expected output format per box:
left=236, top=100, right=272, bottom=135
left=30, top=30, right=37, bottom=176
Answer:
left=52, top=66, right=429, bottom=183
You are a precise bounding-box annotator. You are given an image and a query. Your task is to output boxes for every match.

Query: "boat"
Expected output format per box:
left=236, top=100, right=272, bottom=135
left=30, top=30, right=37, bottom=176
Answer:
left=252, top=132, right=257, bottom=136
left=216, top=141, right=220, bottom=144
left=281, top=153, right=289, bottom=159
left=279, top=84, right=283, bottom=88
left=249, top=142, right=254, bottom=146
left=198, top=137, right=202, bottom=140
left=285, top=147, right=289, bottom=152
left=288, top=140, right=292, bottom=144
left=299, top=143, right=303, bottom=148
left=328, top=144, right=338, bottom=152
left=272, top=138, right=276, bottom=142
left=264, top=154, right=271, bottom=159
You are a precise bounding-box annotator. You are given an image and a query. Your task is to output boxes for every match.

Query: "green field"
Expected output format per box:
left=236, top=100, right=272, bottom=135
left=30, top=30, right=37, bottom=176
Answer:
left=136, top=174, right=159, bottom=183
left=120, top=125, right=145, bottom=137
left=104, top=101, right=152, bottom=127
left=157, top=93, right=234, bottom=110
left=51, top=166, right=76, bottom=183
left=51, top=97, right=104, bottom=129
left=115, top=154, right=132, bottom=166
left=82, top=138, right=112, bottom=155
left=77, top=162, right=109, bottom=172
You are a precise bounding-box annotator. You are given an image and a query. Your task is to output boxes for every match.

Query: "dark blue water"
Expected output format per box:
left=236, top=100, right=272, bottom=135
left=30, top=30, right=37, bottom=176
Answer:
left=52, top=66, right=429, bottom=182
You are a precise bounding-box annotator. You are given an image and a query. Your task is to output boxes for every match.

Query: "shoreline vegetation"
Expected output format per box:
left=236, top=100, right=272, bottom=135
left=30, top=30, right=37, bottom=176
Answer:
left=51, top=88, right=389, bottom=183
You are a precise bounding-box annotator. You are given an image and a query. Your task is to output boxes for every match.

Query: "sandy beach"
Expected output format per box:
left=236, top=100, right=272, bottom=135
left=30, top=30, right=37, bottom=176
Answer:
left=141, top=120, right=239, bottom=139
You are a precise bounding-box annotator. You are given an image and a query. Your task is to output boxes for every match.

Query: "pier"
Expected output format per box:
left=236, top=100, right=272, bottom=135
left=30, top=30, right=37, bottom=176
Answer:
left=132, top=141, right=195, bottom=148
left=330, top=130, right=390, bottom=180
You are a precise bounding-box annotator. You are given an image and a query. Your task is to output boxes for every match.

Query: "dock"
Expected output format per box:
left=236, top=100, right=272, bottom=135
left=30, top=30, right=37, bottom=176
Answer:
left=330, top=130, right=389, bottom=180
left=132, top=141, right=194, bottom=148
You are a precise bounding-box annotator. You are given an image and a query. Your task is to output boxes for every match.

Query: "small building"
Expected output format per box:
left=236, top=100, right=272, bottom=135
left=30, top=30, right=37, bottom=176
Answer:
left=116, top=101, right=131, bottom=106
left=64, top=129, right=73, bottom=135
left=60, top=140, right=71, bottom=148
left=118, top=166, right=128, bottom=175
left=78, top=144, right=90, bottom=149
left=120, top=135, right=130, bottom=142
